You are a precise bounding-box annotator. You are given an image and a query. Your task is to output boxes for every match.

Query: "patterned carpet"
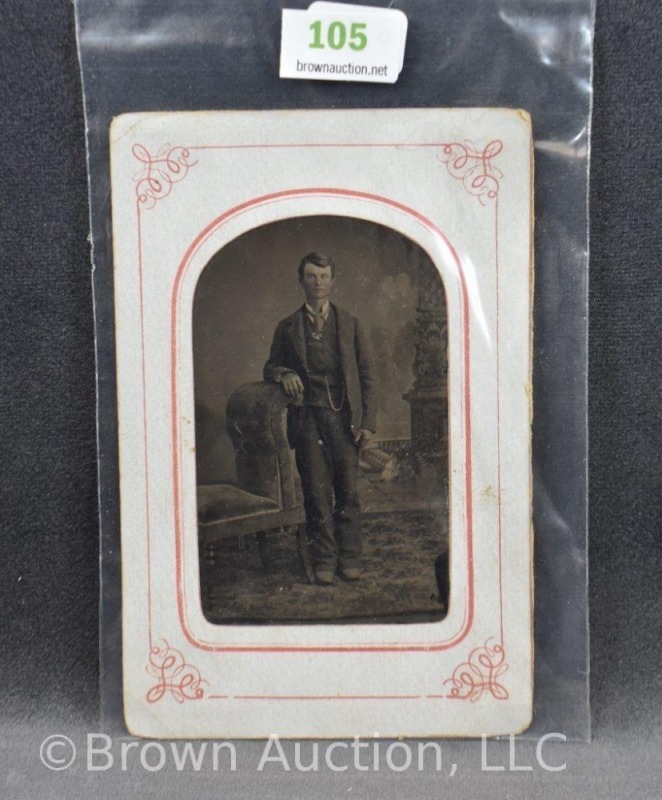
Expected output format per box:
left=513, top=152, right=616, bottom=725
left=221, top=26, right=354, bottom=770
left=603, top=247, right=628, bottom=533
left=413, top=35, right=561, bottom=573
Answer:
left=202, top=510, right=448, bottom=624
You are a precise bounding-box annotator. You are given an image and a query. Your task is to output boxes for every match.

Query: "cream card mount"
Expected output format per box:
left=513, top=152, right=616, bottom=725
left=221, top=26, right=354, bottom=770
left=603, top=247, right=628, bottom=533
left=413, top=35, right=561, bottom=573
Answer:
left=110, top=108, right=533, bottom=739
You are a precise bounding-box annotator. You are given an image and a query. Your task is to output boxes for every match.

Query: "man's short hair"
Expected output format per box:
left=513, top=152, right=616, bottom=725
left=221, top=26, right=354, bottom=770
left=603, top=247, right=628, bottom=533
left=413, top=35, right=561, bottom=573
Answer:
left=298, top=252, right=336, bottom=280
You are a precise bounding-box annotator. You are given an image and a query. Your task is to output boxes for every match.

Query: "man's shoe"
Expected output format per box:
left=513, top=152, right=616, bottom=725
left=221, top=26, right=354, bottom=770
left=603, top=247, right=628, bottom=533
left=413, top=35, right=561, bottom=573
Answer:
left=340, top=566, right=361, bottom=581
left=315, top=570, right=335, bottom=586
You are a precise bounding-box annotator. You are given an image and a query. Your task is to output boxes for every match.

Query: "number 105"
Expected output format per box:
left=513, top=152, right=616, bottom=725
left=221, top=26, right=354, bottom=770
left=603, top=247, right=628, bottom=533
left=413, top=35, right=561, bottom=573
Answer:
left=309, top=20, right=368, bottom=51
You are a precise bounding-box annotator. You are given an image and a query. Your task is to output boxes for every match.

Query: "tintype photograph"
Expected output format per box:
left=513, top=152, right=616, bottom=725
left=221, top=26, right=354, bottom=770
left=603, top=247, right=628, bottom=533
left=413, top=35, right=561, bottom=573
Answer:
left=194, top=216, right=449, bottom=625
left=111, top=108, right=533, bottom=737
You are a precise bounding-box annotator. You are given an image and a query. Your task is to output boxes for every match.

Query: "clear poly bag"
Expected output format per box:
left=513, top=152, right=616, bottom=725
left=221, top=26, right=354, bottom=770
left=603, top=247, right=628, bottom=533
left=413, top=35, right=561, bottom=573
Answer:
left=75, top=0, right=593, bottom=740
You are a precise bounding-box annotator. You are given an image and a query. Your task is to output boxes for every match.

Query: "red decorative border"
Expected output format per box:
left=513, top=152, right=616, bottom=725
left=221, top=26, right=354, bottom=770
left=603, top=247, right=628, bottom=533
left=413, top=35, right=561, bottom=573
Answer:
left=132, top=139, right=507, bottom=668
left=444, top=638, right=509, bottom=702
left=170, top=188, right=472, bottom=652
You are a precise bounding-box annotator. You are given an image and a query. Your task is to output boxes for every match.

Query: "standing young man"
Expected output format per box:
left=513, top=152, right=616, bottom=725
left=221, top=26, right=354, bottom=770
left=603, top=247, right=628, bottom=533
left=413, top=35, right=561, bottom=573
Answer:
left=263, top=253, right=377, bottom=585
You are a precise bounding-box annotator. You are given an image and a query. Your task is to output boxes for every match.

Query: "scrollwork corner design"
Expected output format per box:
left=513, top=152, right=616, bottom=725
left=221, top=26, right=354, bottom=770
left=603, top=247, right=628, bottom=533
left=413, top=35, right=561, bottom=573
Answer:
left=133, top=143, right=197, bottom=209
left=146, top=639, right=207, bottom=704
left=444, top=638, right=509, bottom=702
left=438, top=140, right=503, bottom=205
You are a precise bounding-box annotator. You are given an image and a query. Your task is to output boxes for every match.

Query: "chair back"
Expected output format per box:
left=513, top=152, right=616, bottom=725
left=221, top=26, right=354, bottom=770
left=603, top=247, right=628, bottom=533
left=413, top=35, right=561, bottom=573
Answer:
left=226, top=382, right=300, bottom=510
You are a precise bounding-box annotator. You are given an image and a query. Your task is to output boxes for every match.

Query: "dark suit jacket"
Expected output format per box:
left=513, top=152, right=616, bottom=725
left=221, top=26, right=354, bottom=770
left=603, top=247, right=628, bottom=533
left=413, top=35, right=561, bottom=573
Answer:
left=263, top=303, right=377, bottom=446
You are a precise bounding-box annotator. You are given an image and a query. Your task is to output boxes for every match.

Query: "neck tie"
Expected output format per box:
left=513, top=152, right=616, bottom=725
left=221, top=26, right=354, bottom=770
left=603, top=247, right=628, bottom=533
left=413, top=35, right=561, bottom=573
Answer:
left=310, top=311, right=325, bottom=339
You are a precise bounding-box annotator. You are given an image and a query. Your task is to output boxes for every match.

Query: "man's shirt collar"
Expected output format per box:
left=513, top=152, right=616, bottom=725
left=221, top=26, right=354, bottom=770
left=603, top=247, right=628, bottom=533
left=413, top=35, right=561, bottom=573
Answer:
left=305, top=301, right=330, bottom=320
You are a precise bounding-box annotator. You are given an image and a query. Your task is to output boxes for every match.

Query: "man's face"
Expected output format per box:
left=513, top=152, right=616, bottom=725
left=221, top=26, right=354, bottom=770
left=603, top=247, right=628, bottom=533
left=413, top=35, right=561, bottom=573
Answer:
left=299, top=262, right=335, bottom=305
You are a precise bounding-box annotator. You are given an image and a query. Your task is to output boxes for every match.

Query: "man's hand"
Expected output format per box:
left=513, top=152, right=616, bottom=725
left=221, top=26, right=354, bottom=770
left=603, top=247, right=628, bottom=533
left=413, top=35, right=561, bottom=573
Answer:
left=353, top=428, right=374, bottom=448
left=281, top=372, right=305, bottom=400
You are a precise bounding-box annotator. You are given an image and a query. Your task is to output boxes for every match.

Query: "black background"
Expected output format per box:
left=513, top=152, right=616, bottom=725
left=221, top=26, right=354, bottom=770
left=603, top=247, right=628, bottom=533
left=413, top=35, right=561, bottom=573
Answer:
left=1, top=0, right=660, bottom=796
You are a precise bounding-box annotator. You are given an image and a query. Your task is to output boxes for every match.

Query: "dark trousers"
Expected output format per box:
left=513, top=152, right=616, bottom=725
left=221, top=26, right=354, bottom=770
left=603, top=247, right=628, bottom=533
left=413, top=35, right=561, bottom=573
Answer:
left=294, top=405, right=362, bottom=571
